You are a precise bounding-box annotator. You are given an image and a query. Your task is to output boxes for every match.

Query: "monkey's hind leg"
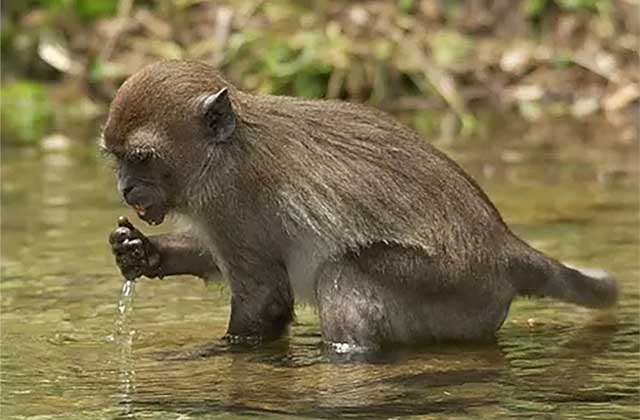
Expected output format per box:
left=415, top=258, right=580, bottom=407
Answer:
left=315, top=259, right=392, bottom=352
left=315, top=252, right=513, bottom=351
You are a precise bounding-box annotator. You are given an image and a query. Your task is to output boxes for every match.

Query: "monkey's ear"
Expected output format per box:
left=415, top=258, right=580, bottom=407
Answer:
left=200, top=88, right=236, bottom=143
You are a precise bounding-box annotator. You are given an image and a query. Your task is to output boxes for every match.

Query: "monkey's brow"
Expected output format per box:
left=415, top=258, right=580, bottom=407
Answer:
left=124, top=146, right=158, bottom=160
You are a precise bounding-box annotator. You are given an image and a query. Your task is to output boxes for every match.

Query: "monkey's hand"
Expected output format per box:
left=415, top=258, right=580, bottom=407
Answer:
left=109, top=216, right=161, bottom=281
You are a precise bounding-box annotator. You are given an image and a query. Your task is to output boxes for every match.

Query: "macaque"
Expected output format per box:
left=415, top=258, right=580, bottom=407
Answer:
left=102, top=60, right=618, bottom=350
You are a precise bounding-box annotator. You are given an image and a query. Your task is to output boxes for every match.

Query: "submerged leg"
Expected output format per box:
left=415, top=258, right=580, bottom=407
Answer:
left=224, top=261, right=294, bottom=343
left=315, top=258, right=394, bottom=351
left=315, top=245, right=514, bottom=350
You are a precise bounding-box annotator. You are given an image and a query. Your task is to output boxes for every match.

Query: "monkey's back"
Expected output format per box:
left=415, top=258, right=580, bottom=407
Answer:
left=237, top=93, right=514, bottom=273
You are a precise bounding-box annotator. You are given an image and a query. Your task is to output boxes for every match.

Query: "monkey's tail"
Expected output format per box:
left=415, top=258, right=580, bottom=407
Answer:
left=507, top=243, right=618, bottom=309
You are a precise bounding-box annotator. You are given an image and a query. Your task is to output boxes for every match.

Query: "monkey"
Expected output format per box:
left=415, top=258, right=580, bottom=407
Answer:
left=102, top=60, right=618, bottom=351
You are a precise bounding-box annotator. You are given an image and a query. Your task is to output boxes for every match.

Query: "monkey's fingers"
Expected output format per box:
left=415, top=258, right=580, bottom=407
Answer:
left=110, top=224, right=145, bottom=247
left=113, top=238, right=145, bottom=258
left=115, top=239, right=147, bottom=280
left=115, top=249, right=141, bottom=274
left=126, top=239, right=145, bottom=258
left=110, top=226, right=132, bottom=246
left=120, top=264, right=142, bottom=281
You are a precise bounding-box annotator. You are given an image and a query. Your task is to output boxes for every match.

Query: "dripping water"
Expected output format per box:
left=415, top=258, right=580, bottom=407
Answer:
left=115, top=280, right=136, bottom=417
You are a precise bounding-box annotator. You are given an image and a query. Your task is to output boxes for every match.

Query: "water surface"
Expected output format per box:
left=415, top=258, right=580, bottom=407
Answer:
left=1, top=118, right=638, bottom=419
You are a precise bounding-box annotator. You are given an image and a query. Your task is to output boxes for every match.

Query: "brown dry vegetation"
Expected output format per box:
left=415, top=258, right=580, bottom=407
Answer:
left=2, top=0, right=638, bottom=144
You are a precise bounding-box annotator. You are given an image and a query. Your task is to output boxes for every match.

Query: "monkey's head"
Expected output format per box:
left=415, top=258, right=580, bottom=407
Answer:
left=101, top=60, right=238, bottom=225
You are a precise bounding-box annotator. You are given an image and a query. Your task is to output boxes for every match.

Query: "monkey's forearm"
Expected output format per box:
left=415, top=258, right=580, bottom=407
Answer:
left=148, top=233, right=219, bottom=280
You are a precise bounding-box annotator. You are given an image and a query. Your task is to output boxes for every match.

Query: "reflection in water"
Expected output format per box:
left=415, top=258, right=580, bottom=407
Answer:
left=1, top=118, right=638, bottom=419
left=131, top=340, right=508, bottom=419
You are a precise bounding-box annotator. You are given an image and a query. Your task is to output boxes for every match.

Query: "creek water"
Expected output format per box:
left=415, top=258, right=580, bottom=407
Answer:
left=1, top=117, right=638, bottom=419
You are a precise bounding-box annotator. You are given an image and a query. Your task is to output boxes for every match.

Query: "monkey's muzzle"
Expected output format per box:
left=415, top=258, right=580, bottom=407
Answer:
left=123, top=186, right=168, bottom=226
left=133, top=204, right=166, bottom=226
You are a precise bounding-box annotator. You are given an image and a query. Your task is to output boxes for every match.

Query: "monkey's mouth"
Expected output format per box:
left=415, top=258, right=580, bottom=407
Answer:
left=133, top=204, right=166, bottom=226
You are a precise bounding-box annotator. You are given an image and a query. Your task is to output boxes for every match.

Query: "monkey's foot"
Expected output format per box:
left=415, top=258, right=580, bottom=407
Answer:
left=109, top=216, right=161, bottom=280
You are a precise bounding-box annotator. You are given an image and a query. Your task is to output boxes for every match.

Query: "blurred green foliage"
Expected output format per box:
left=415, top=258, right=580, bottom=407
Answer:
left=1, top=81, right=54, bottom=144
left=226, top=29, right=337, bottom=98
left=430, top=31, right=474, bottom=71
left=9, top=0, right=118, bottom=20
left=526, top=0, right=609, bottom=17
